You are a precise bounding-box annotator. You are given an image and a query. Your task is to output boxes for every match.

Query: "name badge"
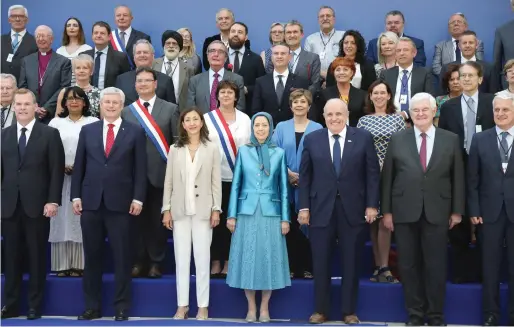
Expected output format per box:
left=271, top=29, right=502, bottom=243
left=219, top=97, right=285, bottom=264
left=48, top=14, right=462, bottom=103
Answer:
left=475, top=125, right=482, bottom=133
left=319, top=51, right=326, bottom=60
left=6, top=54, right=14, bottom=62
left=400, top=95, right=408, bottom=105
left=503, top=163, right=508, bottom=173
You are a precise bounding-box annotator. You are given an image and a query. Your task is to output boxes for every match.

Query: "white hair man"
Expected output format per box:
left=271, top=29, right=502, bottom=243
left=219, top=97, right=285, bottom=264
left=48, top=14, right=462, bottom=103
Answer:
left=1, top=73, right=18, bottom=128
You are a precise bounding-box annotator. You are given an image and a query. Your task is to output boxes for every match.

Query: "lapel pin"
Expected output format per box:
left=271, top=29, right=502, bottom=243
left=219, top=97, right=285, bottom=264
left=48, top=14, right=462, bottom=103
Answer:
left=348, top=140, right=352, bottom=143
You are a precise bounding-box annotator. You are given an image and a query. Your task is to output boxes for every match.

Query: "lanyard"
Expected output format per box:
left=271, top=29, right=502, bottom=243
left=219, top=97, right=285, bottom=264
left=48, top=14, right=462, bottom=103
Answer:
left=167, top=61, right=178, bottom=77
left=463, top=95, right=477, bottom=115
left=497, top=133, right=513, bottom=163
left=289, top=51, right=300, bottom=70
left=400, top=71, right=411, bottom=91
left=319, top=30, right=335, bottom=50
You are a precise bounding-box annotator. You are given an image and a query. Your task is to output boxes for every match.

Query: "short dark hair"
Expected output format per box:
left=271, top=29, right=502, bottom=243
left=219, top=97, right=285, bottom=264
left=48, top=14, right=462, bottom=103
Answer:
left=441, top=64, right=461, bottom=93
left=364, top=80, right=396, bottom=115
left=216, top=80, right=240, bottom=107
left=92, top=21, right=111, bottom=34
left=135, top=67, right=156, bottom=81
left=62, top=17, right=86, bottom=46
left=175, top=107, right=210, bottom=147
left=460, top=61, right=484, bottom=78
left=231, top=21, right=248, bottom=35
left=59, top=86, right=91, bottom=118
left=338, top=30, right=366, bottom=64
left=385, top=10, right=405, bottom=22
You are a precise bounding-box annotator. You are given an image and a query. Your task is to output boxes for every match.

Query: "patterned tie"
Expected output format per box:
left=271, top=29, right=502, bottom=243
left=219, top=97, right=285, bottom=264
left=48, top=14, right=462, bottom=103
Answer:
left=455, top=40, right=461, bottom=62
left=105, top=123, right=115, bottom=157
left=332, top=134, right=341, bottom=176
left=12, top=33, right=20, bottom=53
left=93, top=52, right=102, bottom=87
left=420, top=132, right=427, bottom=171
left=120, top=31, right=126, bottom=48
left=19, top=127, right=27, bottom=160
left=500, top=131, right=510, bottom=163
left=233, top=51, right=240, bottom=74
left=276, top=75, right=284, bottom=103
left=400, top=70, right=409, bottom=112
left=465, top=97, right=476, bottom=153
left=288, top=52, right=295, bottom=72
left=210, top=72, right=220, bottom=111
left=165, top=61, right=173, bottom=76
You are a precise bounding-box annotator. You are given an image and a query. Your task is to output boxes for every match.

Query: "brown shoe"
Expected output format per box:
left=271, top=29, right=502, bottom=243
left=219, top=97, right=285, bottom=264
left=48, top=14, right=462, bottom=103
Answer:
left=343, top=314, right=360, bottom=324
left=131, top=265, right=144, bottom=278
left=309, top=312, right=327, bottom=324
left=148, top=264, right=162, bottom=278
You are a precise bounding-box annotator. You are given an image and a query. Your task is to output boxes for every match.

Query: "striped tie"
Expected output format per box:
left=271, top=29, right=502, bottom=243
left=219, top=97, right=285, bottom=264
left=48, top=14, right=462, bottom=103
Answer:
left=12, top=33, right=20, bottom=53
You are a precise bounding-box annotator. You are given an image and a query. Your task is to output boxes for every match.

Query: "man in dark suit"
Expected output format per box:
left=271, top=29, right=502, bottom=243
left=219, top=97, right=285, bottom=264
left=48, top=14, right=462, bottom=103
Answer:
left=467, top=93, right=514, bottom=326
left=366, top=10, right=426, bottom=67
left=1, top=88, right=65, bottom=320
left=226, top=22, right=265, bottom=110
left=1, top=5, right=37, bottom=81
left=71, top=87, right=147, bottom=321
left=19, top=25, right=71, bottom=124
left=202, top=8, right=250, bottom=71
left=115, top=39, right=176, bottom=106
left=493, top=2, right=514, bottom=89
left=252, top=42, right=310, bottom=124
left=381, top=92, right=465, bottom=326
left=111, top=5, right=151, bottom=69
left=81, top=21, right=131, bottom=90
left=298, top=98, right=380, bottom=324
left=120, top=67, right=179, bottom=278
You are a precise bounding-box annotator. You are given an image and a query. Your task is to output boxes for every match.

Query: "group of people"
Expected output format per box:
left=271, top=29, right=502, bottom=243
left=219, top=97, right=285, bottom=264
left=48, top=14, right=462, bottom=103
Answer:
left=1, top=1, right=514, bottom=326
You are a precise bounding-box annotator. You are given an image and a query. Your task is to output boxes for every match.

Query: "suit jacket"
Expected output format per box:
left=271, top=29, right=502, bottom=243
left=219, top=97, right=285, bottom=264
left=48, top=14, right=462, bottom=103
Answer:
left=227, top=144, right=289, bottom=221
left=71, top=120, right=147, bottom=213
left=187, top=70, right=245, bottom=113
left=319, top=85, right=366, bottom=127
left=1, top=32, right=38, bottom=81
left=161, top=141, right=222, bottom=219
left=202, top=33, right=250, bottom=70
left=439, top=60, right=498, bottom=95
left=152, top=58, right=193, bottom=111
left=367, top=34, right=426, bottom=67
left=493, top=20, right=514, bottom=89
left=81, top=48, right=131, bottom=89
left=291, top=49, right=321, bottom=95
left=19, top=51, right=72, bottom=123
left=110, top=28, right=151, bottom=69
left=432, top=39, right=485, bottom=76
left=224, top=48, right=266, bottom=110
left=381, top=127, right=465, bottom=224
left=467, top=128, right=514, bottom=223
left=326, top=58, right=377, bottom=92
left=121, top=97, right=179, bottom=188
left=438, top=93, right=495, bottom=152
left=299, top=127, right=380, bottom=227
left=380, top=66, right=434, bottom=99
left=252, top=73, right=310, bottom=125
left=1, top=121, right=65, bottom=218
left=115, top=69, right=176, bottom=106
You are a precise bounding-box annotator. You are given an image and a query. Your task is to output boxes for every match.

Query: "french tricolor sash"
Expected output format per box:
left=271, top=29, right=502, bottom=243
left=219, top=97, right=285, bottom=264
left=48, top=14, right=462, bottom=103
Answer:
left=207, top=109, right=237, bottom=171
left=110, top=30, right=134, bottom=69
left=129, top=100, right=169, bottom=162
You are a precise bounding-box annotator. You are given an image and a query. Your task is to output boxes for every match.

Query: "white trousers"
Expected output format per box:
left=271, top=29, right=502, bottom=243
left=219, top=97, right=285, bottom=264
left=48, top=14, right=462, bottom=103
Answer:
left=173, top=216, right=213, bottom=307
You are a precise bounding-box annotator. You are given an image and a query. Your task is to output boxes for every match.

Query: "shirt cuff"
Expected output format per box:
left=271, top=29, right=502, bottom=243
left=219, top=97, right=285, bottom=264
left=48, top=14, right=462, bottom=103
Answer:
left=299, top=208, right=309, bottom=212
left=161, top=205, right=171, bottom=213
left=132, top=200, right=143, bottom=206
left=212, top=206, right=222, bottom=213
left=72, top=198, right=81, bottom=202
left=50, top=203, right=58, bottom=206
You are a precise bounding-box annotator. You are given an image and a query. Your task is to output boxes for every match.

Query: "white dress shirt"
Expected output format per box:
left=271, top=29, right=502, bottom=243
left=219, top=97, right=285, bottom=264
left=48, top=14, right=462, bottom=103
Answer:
left=414, top=125, right=436, bottom=165
left=394, top=64, right=413, bottom=113
left=290, top=47, right=302, bottom=73
left=184, top=146, right=199, bottom=216
left=139, top=95, right=157, bottom=114
left=351, top=63, right=362, bottom=89
left=209, top=68, right=225, bottom=92
left=229, top=45, right=245, bottom=67
left=328, top=127, right=347, bottom=161
left=162, top=57, right=180, bottom=100
left=273, top=69, right=290, bottom=89
left=94, top=46, right=109, bottom=90
left=452, top=37, right=458, bottom=61
left=497, top=125, right=514, bottom=171
left=17, top=118, right=36, bottom=143
left=118, top=26, right=132, bottom=46
left=461, top=55, right=477, bottom=63
left=461, top=91, right=479, bottom=147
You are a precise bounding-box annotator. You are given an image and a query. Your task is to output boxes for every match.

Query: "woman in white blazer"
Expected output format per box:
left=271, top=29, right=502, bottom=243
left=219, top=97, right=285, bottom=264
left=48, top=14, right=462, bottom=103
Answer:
left=162, top=107, right=222, bottom=320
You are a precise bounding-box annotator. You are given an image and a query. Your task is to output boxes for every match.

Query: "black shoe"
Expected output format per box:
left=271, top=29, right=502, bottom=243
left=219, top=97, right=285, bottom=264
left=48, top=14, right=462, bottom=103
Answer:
left=427, top=317, right=446, bottom=326
left=78, top=309, right=102, bottom=320
left=114, top=309, right=128, bottom=321
left=406, top=316, right=424, bottom=326
left=26, top=308, right=41, bottom=320
left=483, top=314, right=499, bottom=326
left=1, top=306, right=19, bottom=319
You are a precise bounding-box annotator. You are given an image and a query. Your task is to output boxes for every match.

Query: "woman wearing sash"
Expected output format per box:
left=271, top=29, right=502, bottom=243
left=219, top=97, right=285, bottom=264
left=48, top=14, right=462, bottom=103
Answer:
left=162, top=107, right=222, bottom=320
left=204, top=81, right=251, bottom=278
left=272, top=89, right=322, bottom=279
left=226, top=112, right=291, bottom=323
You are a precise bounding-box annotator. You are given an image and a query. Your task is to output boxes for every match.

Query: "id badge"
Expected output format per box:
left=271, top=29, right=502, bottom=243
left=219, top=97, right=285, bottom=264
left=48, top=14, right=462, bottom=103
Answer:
left=319, top=51, right=326, bottom=60
left=6, top=54, right=14, bottom=62
left=400, top=95, right=408, bottom=105
left=475, top=125, right=482, bottom=133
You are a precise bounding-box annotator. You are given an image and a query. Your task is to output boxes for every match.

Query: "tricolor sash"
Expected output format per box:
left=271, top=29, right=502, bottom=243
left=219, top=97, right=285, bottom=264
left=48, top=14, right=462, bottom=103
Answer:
left=110, top=30, right=135, bottom=69
left=129, top=100, right=169, bottom=162
left=207, top=109, right=237, bottom=171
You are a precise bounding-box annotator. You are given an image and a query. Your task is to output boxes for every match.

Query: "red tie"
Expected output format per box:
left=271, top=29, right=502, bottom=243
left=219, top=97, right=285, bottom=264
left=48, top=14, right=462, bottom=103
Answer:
left=105, top=123, right=115, bottom=157
left=420, top=132, right=427, bottom=171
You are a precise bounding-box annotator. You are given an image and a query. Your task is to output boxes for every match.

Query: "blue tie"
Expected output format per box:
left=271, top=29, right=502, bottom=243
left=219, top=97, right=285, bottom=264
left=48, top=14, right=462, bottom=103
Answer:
left=19, top=127, right=27, bottom=160
left=332, top=134, right=341, bottom=176
left=12, top=33, right=20, bottom=53
left=400, top=69, right=409, bottom=112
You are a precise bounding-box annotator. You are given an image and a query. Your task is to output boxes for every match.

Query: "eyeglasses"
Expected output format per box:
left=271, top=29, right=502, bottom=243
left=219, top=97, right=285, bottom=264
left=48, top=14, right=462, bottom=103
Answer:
left=136, top=79, right=155, bottom=84
left=9, top=15, right=26, bottom=20
left=410, top=108, right=432, bottom=114
left=207, top=49, right=226, bottom=55
left=66, top=97, right=84, bottom=102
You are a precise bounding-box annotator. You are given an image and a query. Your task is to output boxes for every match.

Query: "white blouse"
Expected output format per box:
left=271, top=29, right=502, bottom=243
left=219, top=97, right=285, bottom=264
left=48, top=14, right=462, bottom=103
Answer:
left=184, top=146, right=200, bottom=216
left=350, top=62, right=362, bottom=89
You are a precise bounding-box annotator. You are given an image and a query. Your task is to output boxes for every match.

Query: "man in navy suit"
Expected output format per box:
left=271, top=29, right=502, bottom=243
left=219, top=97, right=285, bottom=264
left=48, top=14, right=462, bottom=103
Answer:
left=467, top=93, right=514, bottom=326
left=71, top=87, right=147, bottom=321
left=298, top=98, right=380, bottom=324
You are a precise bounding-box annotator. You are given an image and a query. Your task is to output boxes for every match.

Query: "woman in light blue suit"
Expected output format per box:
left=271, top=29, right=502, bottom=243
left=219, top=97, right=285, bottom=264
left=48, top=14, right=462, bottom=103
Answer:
left=272, top=89, right=322, bottom=279
left=226, top=112, right=291, bottom=323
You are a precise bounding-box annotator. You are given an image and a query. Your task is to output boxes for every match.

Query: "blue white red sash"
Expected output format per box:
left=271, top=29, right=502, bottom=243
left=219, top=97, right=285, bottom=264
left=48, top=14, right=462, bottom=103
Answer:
left=129, top=100, right=169, bottom=162
left=110, top=30, right=134, bottom=69
left=207, top=109, right=237, bottom=171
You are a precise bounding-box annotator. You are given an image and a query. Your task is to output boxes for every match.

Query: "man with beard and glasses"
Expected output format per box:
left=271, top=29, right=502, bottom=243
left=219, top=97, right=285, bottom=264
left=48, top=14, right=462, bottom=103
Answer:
left=226, top=22, right=265, bottom=111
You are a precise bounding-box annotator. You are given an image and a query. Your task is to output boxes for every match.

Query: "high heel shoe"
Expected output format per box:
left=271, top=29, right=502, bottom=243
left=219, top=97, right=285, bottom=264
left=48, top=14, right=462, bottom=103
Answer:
left=245, top=312, right=257, bottom=322
left=259, top=312, right=271, bottom=323
left=196, top=307, right=208, bottom=320
left=173, top=306, right=189, bottom=319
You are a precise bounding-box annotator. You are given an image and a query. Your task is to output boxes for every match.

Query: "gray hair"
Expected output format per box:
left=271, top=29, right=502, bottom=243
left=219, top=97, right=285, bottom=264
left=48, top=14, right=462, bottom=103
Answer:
left=409, top=93, right=437, bottom=111
left=0, top=73, right=17, bottom=87
left=377, top=31, right=399, bottom=64
left=323, top=98, right=349, bottom=113
left=100, top=87, right=125, bottom=104
left=493, top=93, right=514, bottom=108
left=318, top=6, right=335, bottom=17
left=72, top=54, right=94, bottom=70
left=35, top=25, right=53, bottom=37
left=8, top=5, right=28, bottom=18
left=216, top=8, right=235, bottom=21
left=207, top=40, right=228, bottom=56
left=133, top=39, right=155, bottom=56
left=398, top=37, right=416, bottom=50
left=114, top=5, right=132, bottom=16
left=448, top=12, right=468, bottom=25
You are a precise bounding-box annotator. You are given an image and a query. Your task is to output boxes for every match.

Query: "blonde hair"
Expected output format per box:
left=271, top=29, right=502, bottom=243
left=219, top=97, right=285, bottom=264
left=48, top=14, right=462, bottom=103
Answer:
left=177, top=27, right=196, bottom=58
left=72, top=54, right=94, bottom=71
left=377, top=31, right=399, bottom=65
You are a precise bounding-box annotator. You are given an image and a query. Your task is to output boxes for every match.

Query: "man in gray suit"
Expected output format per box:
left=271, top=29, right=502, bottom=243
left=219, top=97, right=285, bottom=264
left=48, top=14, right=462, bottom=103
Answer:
left=285, top=20, right=321, bottom=95
left=432, top=13, right=484, bottom=76
left=1, top=74, right=18, bottom=129
left=18, top=25, right=71, bottom=124
left=381, top=92, right=465, bottom=326
left=493, top=0, right=514, bottom=89
left=187, top=40, right=245, bottom=113
left=120, top=67, right=179, bottom=278
left=152, top=30, right=192, bottom=112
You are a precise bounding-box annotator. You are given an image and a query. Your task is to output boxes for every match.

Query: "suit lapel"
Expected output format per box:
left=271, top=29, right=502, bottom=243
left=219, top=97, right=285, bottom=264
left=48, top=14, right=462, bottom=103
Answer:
left=178, top=61, right=187, bottom=96
left=406, top=128, right=424, bottom=172
left=426, top=128, right=443, bottom=172
left=294, top=51, right=306, bottom=74
left=153, top=57, right=164, bottom=73
left=487, top=129, right=505, bottom=174
left=445, top=40, right=454, bottom=62
left=340, top=127, right=355, bottom=175
left=126, top=30, right=137, bottom=52
left=194, top=143, right=205, bottom=179
left=203, top=72, right=211, bottom=106
left=238, top=51, right=251, bottom=73
left=151, top=98, right=164, bottom=120
left=320, top=131, right=336, bottom=178
left=263, top=74, right=279, bottom=106
left=283, top=74, right=294, bottom=103
left=389, top=68, right=399, bottom=95
left=41, top=54, right=58, bottom=86
left=9, top=125, right=20, bottom=168
left=20, top=122, right=42, bottom=167
left=107, top=120, right=128, bottom=159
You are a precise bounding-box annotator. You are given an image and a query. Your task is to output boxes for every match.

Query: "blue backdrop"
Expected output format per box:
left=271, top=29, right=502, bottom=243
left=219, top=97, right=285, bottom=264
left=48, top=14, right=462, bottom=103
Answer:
left=1, top=0, right=511, bottom=68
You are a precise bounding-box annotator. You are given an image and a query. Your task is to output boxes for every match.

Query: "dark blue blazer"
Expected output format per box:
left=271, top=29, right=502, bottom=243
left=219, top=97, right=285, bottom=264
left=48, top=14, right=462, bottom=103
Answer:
left=366, top=34, right=426, bottom=67
left=71, top=119, right=147, bottom=213
left=467, top=128, right=514, bottom=223
left=299, top=127, right=380, bottom=227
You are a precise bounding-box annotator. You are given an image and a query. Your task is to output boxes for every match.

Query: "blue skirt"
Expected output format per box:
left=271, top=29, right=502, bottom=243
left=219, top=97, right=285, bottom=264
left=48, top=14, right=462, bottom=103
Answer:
left=226, top=201, right=291, bottom=290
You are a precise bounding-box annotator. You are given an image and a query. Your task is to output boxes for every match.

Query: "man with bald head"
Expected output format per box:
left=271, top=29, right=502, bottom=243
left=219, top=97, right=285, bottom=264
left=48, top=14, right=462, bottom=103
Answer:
left=298, top=98, right=380, bottom=324
left=18, top=25, right=71, bottom=124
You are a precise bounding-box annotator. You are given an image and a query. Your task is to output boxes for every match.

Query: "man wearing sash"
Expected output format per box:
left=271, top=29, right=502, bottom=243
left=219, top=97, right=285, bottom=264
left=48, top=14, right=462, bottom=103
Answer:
left=121, top=67, right=179, bottom=278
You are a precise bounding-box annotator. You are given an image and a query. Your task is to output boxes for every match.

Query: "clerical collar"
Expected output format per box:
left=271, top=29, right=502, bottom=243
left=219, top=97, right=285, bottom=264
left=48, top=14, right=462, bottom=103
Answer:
left=39, top=49, right=53, bottom=56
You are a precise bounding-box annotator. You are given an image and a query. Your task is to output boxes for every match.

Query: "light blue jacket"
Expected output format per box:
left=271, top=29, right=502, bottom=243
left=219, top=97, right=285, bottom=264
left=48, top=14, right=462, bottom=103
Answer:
left=227, top=144, right=290, bottom=222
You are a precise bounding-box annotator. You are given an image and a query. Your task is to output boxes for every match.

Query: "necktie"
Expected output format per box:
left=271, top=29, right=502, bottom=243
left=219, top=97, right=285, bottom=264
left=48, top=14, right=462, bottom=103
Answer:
left=165, top=61, right=173, bottom=76
left=276, top=75, right=285, bottom=103
left=465, top=97, right=476, bottom=153
left=420, top=132, right=427, bottom=171
left=210, top=72, right=220, bottom=111
left=93, top=51, right=102, bottom=87
left=1, top=107, right=8, bottom=128
left=400, top=70, right=409, bottom=112
left=105, top=123, right=115, bottom=157
left=332, top=134, right=341, bottom=176
left=455, top=40, right=461, bottom=62
left=143, top=101, right=150, bottom=114
left=19, top=127, right=27, bottom=160
left=12, top=33, right=20, bottom=53
left=233, top=51, right=240, bottom=74
left=288, top=52, right=295, bottom=72
left=120, top=31, right=126, bottom=47
left=500, top=132, right=510, bottom=163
